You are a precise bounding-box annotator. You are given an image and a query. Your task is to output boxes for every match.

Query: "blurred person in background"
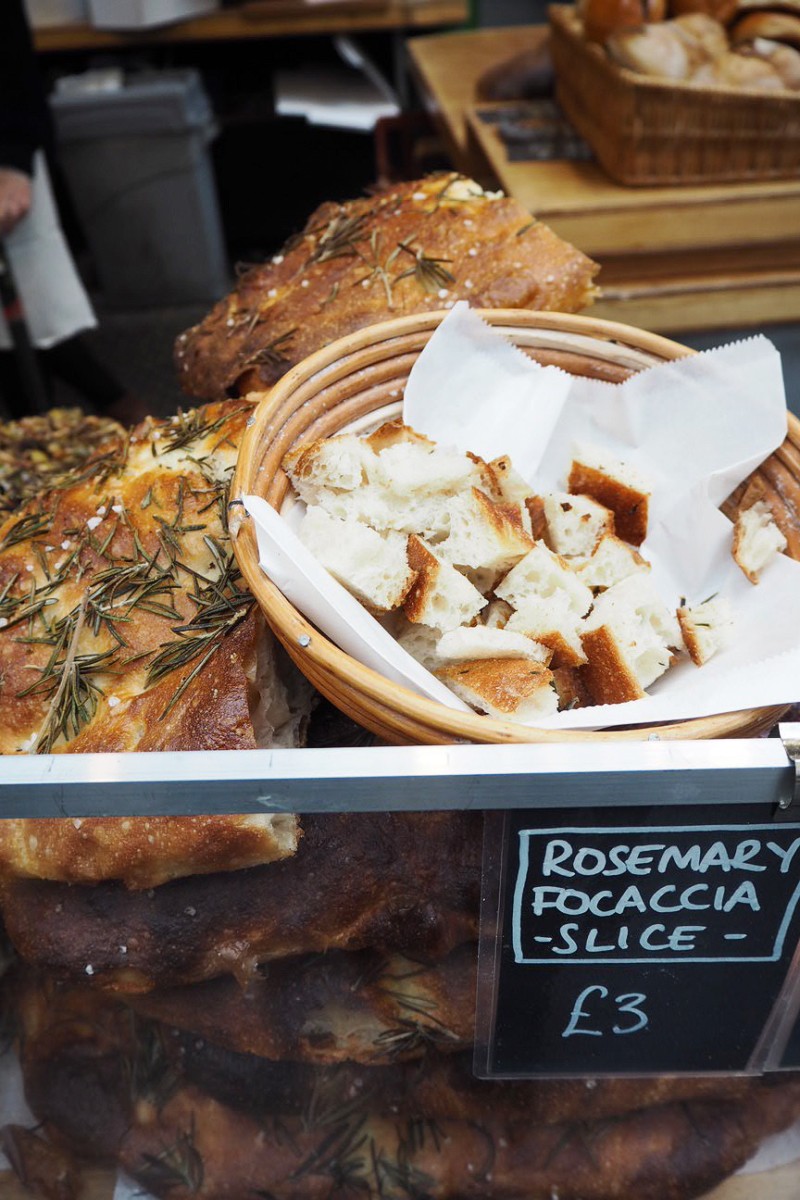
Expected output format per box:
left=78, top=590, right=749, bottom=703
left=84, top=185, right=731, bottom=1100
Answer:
left=0, top=0, right=147, bottom=424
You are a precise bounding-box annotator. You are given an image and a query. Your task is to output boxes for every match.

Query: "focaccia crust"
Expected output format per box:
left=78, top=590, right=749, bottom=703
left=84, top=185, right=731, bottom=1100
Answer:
left=175, top=173, right=600, bottom=401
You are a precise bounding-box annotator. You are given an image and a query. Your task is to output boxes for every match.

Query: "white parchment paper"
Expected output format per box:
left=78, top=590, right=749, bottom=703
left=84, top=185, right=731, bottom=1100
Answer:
left=246, top=303, right=800, bottom=729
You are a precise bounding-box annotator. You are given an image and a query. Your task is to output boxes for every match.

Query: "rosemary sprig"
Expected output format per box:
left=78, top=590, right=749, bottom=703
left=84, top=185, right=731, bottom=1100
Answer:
left=353, top=232, right=403, bottom=309
left=21, top=598, right=117, bottom=754
left=0, top=509, right=52, bottom=553
left=145, top=554, right=254, bottom=719
left=126, top=1017, right=181, bottom=1112
left=308, top=211, right=369, bottom=266
left=242, top=329, right=297, bottom=373
left=289, top=1117, right=369, bottom=1186
left=161, top=406, right=249, bottom=455
left=395, top=242, right=455, bottom=294
left=136, top=1119, right=204, bottom=1195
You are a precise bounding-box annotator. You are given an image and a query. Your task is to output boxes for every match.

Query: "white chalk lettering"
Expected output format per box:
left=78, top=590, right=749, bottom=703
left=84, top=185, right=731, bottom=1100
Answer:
left=766, top=837, right=800, bottom=874
left=722, top=881, right=760, bottom=913
left=612, top=993, right=648, bottom=1035
left=561, top=985, right=607, bottom=1037
left=542, top=839, right=575, bottom=877
left=640, top=924, right=704, bottom=952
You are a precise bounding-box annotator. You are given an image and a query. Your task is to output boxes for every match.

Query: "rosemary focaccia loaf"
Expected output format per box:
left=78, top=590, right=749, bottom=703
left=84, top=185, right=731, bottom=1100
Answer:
left=15, top=972, right=800, bottom=1200
left=0, top=408, right=124, bottom=516
left=174, top=173, right=600, bottom=402
left=128, top=944, right=475, bottom=1065
left=0, top=400, right=311, bottom=887
left=0, top=812, right=482, bottom=992
left=0, top=400, right=306, bottom=757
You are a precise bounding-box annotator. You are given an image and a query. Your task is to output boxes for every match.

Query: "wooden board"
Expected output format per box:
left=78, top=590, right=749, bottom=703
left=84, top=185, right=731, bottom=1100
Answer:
left=407, top=26, right=800, bottom=332
left=464, top=103, right=800, bottom=259
left=409, top=26, right=550, bottom=172
left=33, top=0, right=468, bottom=52
left=1, top=1159, right=799, bottom=1198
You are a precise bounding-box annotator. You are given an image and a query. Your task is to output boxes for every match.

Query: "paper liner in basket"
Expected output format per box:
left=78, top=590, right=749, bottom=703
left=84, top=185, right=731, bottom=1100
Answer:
left=245, top=304, right=800, bottom=730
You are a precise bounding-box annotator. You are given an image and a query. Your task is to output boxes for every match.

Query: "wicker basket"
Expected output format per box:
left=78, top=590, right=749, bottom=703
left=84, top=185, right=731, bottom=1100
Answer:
left=549, top=4, right=800, bottom=186
left=231, top=309, right=794, bottom=745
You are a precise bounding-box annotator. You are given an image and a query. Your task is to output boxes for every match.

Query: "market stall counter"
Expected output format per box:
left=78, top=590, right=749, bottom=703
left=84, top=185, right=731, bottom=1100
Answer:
left=3, top=171, right=800, bottom=1200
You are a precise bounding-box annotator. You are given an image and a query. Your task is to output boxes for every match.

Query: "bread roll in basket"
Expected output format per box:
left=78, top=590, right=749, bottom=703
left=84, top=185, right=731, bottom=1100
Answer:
left=230, top=309, right=798, bottom=745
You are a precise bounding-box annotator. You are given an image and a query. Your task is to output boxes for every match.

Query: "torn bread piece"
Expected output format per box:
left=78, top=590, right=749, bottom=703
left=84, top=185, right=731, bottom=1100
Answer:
left=483, top=599, right=514, bottom=629
left=677, top=597, right=735, bottom=666
left=364, top=420, right=434, bottom=454
left=436, top=657, right=559, bottom=722
left=573, top=533, right=650, bottom=591
left=495, top=542, right=594, bottom=617
left=542, top=491, right=615, bottom=557
left=581, top=577, right=679, bottom=703
left=284, top=432, right=374, bottom=496
left=732, top=499, right=787, bottom=584
left=299, top=506, right=415, bottom=613
left=525, top=495, right=549, bottom=543
left=568, top=450, right=650, bottom=546
left=437, top=488, right=534, bottom=577
left=285, top=426, right=486, bottom=540
left=551, top=665, right=594, bottom=712
left=505, top=596, right=588, bottom=668
left=405, top=536, right=486, bottom=632
left=437, top=625, right=552, bottom=664
left=395, top=619, right=442, bottom=670
left=587, top=575, right=683, bottom=652
left=487, top=455, right=535, bottom=507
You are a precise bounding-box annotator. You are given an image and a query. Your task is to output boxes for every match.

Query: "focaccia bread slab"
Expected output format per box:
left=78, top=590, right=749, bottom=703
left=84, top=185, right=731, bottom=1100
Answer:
left=175, top=173, right=600, bottom=402
left=0, top=400, right=310, bottom=887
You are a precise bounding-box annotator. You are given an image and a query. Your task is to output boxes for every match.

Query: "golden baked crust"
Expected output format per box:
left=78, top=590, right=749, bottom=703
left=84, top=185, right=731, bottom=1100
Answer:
left=0, top=808, right=299, bottom=891
left=0, top=812, right=483, bottom=992
left=174, top=173, right=600, bottom=402
left=580, top=624, right=646, bottom=704
left=0, top=400, right=254, bottom=756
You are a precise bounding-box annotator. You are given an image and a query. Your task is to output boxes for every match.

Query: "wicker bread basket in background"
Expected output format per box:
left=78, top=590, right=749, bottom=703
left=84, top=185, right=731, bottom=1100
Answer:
left=549, top=4, right=800, bottom=186
left=231, top=309, right=796, bottom=745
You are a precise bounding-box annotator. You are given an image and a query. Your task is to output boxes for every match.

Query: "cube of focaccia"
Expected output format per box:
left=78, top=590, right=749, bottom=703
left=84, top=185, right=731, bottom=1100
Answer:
left=588, top=575, right=683, bottom=649
left=495, top=542, right=594, bottom=617
left=581, top=576, right=679, bottom=702
left=364, top=420, right=434, bottom=454
left=299, top=506, right=415, bottom=613
left=677, top=597, right=734, bottom=666
left=436, top=658, right=559, bottom=722
left=551, top=666, right=594, bottom=712
left=437, top=488, right=534, bottom=577
left=568, top=451, right=650, bottom=546
left=404, top=536, right=486, bottom=632
left=284, top=433, right=374, bottom=496
left=574, top=534, right=650, bottom=591
left=542, top=492, right=615, bottom=557
left=505, top=596, right=588, bottom=668
left=395, top=618, right=442, bottom=670
left=487, top=455, right=535, bottom=507
left=732, top=500, right=787, bottom=584
left=437, top=625, right=552, bottom=664
left=525, top=495, right=549, bottom=543
left=483, top=599, right=514, bottom=629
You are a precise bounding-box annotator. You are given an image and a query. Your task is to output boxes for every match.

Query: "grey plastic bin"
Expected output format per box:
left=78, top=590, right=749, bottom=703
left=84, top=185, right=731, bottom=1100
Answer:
left=50, top=70, right=229, bottom=307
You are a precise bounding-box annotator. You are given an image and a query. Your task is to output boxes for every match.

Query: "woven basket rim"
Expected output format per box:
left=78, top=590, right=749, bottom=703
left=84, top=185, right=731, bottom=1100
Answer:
left=231, top=308, right=792, bottom=744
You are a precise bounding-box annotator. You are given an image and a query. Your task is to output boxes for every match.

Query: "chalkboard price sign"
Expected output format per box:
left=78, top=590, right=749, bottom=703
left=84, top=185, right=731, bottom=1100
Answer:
left=477, top=805, right=800, bottom=1077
